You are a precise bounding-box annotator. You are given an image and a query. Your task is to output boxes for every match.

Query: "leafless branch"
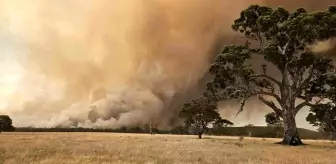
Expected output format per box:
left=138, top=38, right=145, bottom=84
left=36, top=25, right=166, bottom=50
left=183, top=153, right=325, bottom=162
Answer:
left=257, top=94, right=283, bottom=117
left=256, top=90, right=282, bottom=108
left=216, top=87, right=246, bottom=100
left=294, top=98, right=323, bottom=114
left=235, top=94, right=253, bottom=117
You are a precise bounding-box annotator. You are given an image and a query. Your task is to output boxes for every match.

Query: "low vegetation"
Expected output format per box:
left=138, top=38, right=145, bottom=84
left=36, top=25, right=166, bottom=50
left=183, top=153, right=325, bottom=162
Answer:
left=0, top=132, right=335, bottom=164
left=12, top=126, right=332, bottom=140
left=0, top=115, right=15, bottom=133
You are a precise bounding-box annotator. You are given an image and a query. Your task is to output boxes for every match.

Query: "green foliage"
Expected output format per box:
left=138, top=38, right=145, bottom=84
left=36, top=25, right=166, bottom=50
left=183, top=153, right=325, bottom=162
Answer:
left=306, top=103, right=336, bottom=133
left=265, top=112, right=282, bottom=126
left=207, top=4, right=336, bottom=122
left=207, top=5, right=336, bottom=144
left=233, top=5, right=336, bottom=52
left=265, top=112, right=283, bottom=138
left=0, top=115, right=15, bottom=132
left=306, top=75, right=336, bottom=133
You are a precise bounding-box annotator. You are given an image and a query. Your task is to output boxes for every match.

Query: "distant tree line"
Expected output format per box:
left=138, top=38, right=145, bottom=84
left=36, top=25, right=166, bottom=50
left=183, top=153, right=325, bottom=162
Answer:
left=0, top=114, right=332, bottom=140
left=9, top=126, right=328, bottom=140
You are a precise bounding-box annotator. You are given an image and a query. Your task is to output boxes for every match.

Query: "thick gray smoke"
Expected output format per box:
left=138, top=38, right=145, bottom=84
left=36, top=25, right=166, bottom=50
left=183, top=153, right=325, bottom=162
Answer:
left=0, top=0, right=334, bottom=129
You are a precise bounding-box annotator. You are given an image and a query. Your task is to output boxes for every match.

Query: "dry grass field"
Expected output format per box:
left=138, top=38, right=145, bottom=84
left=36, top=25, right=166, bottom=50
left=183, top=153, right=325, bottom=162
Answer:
left=0, top=132, right=335, bottom=164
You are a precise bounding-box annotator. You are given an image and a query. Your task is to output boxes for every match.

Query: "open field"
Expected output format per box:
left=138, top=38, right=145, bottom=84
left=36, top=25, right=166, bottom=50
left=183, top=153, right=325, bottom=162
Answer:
left=0, top=133, right=335, bottom=164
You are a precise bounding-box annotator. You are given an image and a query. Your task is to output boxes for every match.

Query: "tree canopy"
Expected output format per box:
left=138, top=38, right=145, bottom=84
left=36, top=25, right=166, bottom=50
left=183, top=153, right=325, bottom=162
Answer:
left=206, top=5, right=336, bottom=145
left=306, top=77, right=336, bottom=135
left=307, top=103, right=336, bottom=132
left=213, top=119, right=234, bottom=129
left=179, top=97, right=221, bottom=139
left=265, top=112, right=282, bottom=126
left=0, top=115, right=15, bottom=132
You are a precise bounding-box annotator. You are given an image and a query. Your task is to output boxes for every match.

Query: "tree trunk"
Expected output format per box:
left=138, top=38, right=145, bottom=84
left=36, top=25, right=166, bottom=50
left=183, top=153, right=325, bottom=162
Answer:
left=281, top=110, right=303, bottom=146
left=330, top=132, right=335, bottom=141
left=198, top=131, right=203, bottom=139
left=149, top=122, right=153, bottom=135
left=276, top=130, right=279, bottom=138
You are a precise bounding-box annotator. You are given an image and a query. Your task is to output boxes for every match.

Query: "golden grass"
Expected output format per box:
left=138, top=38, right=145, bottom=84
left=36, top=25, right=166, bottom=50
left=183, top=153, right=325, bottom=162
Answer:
left=0, top=132, right=335, bottom=164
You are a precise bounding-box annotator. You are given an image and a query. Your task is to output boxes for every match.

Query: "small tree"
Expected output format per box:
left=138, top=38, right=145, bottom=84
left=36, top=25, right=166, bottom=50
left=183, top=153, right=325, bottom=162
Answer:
left=179, top=97, right=221, bottom=139
left=0, top=115, right=15, bottom=133
left=265, top=112, right=284, bottom=138
left=265, top=112, right=283, bottom=125
left=306, top=76, right=336, bottom=140
left=244, top=124, right=255, bottom=127
left=213, top=119, right=234, bottom=129
left=307, top=103, right=336, bottom=140
left=206, top=5, right=336, bottom=145
left=144, top=121, right=156, bottom=135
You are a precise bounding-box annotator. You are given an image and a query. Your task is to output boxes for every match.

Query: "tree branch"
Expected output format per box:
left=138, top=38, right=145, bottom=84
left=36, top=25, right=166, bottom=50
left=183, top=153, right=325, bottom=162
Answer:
left=235, top=94, right=253, bottom=117
left=294, top=98, right=323, bottom=114
left=215, top=88, right=246, bottom=100
left=295, top=101, right=310, bottom=114
left=277, top=36, right=290, bottom=55
left=257, top=95, right=283, bottom=117
left=257, top=90, right=281, bottom=102
left=299, top=65, right=314, bottom=90
left=251, top=74, right=281, bottom=87
left=299, top=67, right=335, bottom=92
left=253, top=86, right=283, bottom=109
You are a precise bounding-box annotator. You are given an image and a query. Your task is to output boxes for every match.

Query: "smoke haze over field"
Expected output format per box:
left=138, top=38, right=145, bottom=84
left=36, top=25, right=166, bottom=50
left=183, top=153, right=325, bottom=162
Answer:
left=0, top=0, right=242, bottom=128
left=0, top=0, right=335, bottom=129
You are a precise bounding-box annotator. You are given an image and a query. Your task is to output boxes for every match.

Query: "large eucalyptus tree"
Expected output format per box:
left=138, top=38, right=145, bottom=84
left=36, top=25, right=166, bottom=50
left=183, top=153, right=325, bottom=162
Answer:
left=206, top=5, right=336, bottom=145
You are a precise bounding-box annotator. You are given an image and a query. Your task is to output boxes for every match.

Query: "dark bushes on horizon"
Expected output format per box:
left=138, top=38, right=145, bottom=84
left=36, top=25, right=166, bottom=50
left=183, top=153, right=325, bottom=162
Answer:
left=10, top=126, right=332, bottom=140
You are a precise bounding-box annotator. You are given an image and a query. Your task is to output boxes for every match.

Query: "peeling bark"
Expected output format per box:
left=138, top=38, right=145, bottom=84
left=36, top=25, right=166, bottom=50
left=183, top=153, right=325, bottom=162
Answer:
left=279, top=79, right=303, bottom=146
left=280, top=109, right=303, bottom=146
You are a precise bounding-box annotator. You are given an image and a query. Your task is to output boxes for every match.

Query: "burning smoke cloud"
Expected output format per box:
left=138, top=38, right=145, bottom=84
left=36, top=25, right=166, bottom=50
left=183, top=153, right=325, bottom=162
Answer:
left=0, top=0, right=334, bottom=129
left=0, top=0, right=250, bottom=128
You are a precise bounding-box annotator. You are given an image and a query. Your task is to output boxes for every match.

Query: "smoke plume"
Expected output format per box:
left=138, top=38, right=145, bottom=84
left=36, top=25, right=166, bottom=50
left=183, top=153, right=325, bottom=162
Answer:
left=0, top=0, right=253, bottom=128
left=0, top=0, right=335, bottom=129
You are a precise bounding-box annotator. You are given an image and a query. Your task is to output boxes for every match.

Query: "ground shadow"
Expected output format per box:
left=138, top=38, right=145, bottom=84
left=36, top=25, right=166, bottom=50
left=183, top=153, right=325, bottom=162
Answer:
left=274, top=141, right=309, bottom=146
